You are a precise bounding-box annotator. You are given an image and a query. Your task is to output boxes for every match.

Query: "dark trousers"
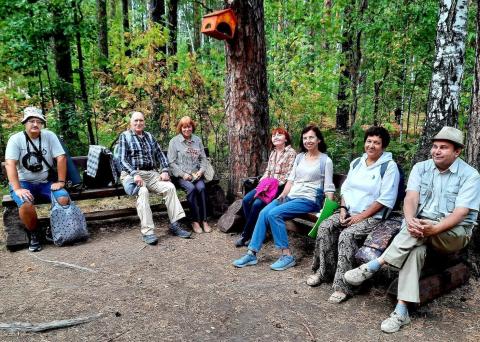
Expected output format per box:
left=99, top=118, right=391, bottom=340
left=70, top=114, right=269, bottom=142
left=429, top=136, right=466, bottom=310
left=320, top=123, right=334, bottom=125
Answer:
left=178, top=179, right=207, bottom=222
left=241, top=189, right=267, bottom=240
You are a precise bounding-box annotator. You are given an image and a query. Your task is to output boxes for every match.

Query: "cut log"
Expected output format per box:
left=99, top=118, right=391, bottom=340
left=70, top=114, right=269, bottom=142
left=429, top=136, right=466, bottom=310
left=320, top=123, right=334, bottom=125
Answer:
left=217, top=199, right=243, bottom=232
left=387, top=262, right=470, bottom=304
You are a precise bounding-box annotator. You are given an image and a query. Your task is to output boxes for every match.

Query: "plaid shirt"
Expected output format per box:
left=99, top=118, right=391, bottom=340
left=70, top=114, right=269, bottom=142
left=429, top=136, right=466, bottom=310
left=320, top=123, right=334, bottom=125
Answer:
left=118, top=130, right=169, bottom=176
left=260, top=145, right=297, bottom=185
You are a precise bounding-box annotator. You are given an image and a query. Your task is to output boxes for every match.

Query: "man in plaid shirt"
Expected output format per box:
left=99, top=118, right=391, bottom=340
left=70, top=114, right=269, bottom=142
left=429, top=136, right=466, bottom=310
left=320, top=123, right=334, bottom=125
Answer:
left=118, top=111, right=191, bottom=244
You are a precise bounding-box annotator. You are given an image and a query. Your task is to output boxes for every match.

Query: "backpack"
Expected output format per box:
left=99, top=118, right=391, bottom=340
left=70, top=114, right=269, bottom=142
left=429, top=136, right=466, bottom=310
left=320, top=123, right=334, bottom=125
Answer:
left=83, top=146, right=117, bottom=188
left=352, top=157, right=406, bottom=218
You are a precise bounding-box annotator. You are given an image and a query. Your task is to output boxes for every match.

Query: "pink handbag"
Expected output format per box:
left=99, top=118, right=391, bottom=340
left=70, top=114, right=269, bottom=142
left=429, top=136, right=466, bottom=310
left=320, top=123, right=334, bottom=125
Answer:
left=254, top=178, right=279, bottom=204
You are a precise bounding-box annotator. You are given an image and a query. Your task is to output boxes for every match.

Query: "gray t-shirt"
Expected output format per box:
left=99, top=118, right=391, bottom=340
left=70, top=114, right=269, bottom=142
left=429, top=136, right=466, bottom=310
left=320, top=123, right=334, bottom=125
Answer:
left=5, top=129, right=65, bottom=183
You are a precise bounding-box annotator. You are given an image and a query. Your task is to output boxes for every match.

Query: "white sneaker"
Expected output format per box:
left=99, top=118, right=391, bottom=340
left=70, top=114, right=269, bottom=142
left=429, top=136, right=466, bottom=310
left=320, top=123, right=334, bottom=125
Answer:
left=381, top=311, right=411, bottom=333
left=344, top=264, right=375, bottom=286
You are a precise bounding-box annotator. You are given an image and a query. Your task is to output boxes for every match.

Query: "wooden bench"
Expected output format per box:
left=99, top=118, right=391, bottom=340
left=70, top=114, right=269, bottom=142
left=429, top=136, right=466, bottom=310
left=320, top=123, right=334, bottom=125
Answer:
left=218, top=173, right=348, bottom=234
left=218, top=172, right=470, bottom=305
left=1, top=151, right=226, bottom=251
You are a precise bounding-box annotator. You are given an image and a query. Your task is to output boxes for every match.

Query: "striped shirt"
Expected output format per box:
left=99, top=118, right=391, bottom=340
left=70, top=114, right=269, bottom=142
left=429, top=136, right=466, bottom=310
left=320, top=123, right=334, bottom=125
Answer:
left=118, top=129, right=169, bottom=177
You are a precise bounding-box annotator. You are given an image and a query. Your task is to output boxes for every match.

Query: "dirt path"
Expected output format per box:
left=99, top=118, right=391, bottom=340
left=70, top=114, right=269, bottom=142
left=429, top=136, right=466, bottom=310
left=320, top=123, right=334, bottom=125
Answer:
left=1, top=217, right=479, bottom=341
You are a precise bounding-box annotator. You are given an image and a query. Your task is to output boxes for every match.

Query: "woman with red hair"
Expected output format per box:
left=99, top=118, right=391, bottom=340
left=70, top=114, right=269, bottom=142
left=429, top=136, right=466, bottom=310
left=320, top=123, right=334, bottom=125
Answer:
left=234, top=128, right=297, bottom=247
left=168, top=116, right=211, bottom=233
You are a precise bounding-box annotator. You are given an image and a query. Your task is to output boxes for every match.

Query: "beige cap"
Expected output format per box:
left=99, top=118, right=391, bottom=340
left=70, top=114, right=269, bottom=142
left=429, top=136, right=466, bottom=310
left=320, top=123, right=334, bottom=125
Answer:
left=21, top=106, right=46, bottom=124
left=431, top=126, right=464, bottom=148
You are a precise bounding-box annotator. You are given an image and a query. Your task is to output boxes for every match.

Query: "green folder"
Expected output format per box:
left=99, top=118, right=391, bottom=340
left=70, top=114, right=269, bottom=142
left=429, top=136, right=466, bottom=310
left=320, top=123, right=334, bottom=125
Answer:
left=308, top=198, right=339, bottom=238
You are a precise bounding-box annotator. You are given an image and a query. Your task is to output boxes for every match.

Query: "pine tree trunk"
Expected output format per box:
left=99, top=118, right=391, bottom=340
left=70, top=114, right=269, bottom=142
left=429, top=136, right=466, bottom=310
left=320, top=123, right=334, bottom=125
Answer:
left=167, top=0, right=178, bottom=71
left=74, top=1, right=96, bottom=145
left=465, top=0, right=480, bottom=273
left=225, top=0, right=269, bottom=200
left=52, top=5, right=79, bottom=147
left=149, top=0, right=168, bottom=143
left=414, top=0, right=469, bottom=163
left=122, top=0, right=131, bottom=56
left=97, top=0, right=109, bottom=68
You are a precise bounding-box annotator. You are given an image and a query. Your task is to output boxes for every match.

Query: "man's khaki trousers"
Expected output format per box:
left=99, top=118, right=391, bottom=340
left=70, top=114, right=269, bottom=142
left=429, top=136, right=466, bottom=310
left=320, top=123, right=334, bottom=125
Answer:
left=121, top=171, right=185, bottom=236
left=382, top=222, right=470, bottom=303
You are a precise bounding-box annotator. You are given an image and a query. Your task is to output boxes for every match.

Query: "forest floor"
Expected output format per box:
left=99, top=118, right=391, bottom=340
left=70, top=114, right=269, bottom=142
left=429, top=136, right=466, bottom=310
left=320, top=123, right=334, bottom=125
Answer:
left=1, top=206, right=480, bottom=342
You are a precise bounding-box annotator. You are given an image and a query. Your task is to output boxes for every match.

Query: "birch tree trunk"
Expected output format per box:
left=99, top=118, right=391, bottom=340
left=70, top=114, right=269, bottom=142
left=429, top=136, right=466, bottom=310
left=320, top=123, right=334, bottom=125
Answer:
left=225, top=0, right=269, bottom=200
left=415, top=0, right=469, bottom=163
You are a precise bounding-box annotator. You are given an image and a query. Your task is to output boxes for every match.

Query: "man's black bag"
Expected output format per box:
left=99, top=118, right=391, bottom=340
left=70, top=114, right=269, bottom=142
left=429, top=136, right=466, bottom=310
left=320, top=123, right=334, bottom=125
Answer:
left=83, top=146, right=116, bottom=188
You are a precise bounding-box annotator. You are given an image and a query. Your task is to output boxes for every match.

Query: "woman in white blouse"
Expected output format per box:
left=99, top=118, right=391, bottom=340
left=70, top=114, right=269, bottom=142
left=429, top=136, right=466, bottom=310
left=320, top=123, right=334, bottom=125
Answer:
left=307, top=126, right=400, bottom=304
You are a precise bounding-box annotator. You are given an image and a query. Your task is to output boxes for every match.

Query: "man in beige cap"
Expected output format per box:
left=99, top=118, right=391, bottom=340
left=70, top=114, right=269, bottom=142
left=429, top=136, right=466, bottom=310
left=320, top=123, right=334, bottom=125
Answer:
left=4, top=106, right=69, bottom=252
left=343, top=126, right=480, bottom=333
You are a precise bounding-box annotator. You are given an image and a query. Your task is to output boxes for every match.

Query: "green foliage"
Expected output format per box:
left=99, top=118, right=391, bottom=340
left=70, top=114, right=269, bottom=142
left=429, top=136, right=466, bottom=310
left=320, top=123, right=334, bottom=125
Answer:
left=0, top=0, right=477, bottom=178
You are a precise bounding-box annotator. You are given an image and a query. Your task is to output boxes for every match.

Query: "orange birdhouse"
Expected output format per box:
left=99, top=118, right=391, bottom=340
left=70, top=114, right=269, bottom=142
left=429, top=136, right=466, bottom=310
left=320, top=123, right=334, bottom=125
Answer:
left=201, top=8, right=237, bottom=40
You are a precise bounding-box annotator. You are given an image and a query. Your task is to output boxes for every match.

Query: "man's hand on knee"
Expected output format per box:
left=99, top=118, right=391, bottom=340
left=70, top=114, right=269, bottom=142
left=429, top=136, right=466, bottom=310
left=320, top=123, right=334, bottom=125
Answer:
left=160, top=172, right=170, bottom=181
left=50, top=181, right=65, bottom=191
left=15, top=188, right=34, bottom=203
left=134, top=174, right=144, bottom=187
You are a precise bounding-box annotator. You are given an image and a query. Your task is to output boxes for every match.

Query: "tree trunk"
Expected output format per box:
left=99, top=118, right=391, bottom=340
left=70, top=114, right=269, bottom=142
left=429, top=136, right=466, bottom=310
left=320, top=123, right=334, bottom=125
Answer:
left=225, top=0, right=270, bottom=200
left=414, top=0, right=469, bottom=163
left=335, top=0, right=354, bottom=133
left=192, top=1, right=202, bottom=53
left=149, top=0, right=168, bottom=143
left=167, top=0, right=178, bottom=71
left=52, top=5, right=80, bottom=147
left=121, top=0, right=131, bottom=56
left=74, top=1, right=96, bottom=145
left=97, top=0, right=109, bottom=68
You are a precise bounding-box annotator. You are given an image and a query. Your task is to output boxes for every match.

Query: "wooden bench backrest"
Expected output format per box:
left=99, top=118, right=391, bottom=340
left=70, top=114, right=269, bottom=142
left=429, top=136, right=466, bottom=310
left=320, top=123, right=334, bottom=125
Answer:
left=1, top=148, right=211, bottom=179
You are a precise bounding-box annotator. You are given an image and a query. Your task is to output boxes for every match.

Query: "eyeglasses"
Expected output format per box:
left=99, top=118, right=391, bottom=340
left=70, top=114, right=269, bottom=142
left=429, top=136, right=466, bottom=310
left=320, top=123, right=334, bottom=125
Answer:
left=27, top=119, right=44, bottom=125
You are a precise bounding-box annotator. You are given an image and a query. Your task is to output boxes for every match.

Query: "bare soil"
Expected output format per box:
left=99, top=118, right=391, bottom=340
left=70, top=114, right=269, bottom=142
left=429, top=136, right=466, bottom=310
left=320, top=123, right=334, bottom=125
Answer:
left=1, top=212, right=480, bottom=342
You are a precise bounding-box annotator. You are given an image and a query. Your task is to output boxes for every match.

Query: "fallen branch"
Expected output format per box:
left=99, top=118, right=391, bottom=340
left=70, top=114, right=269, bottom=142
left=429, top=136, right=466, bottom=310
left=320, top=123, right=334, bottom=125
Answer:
left=30, top=254, right=97, bottom=273
left=301, top=322, right=316, bottom=342
left=0, top=313, right=105, bottom=333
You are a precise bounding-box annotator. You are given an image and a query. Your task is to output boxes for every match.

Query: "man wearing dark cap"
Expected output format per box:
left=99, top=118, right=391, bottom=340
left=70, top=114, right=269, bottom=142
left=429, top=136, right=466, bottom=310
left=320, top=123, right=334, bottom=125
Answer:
left=4, top=106, right=69, bottom=252
left=344, top=126, right=480, bottom=333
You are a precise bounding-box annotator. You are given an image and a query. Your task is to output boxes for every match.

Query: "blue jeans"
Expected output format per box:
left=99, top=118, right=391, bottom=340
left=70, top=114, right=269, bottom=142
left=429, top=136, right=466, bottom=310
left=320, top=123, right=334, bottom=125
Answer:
left=178, top=178, right=207, bottom=222
left=9, top=181, right=69, bottom=207
left=241, top=189, right=268, bottom=240
left=248, top=197, right=320, bottom=252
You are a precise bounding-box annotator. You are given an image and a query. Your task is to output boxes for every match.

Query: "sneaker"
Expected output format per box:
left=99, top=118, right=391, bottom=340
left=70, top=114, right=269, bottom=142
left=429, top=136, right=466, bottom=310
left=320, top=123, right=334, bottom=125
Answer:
left=142, top=234, right=158, bottom=245
left=28, top=231, right=42, bottom=252
left=169, top=222, right=192, bottom=239
left=344, top=264, right=375, bottom=286
left=380, top=311, right=411, bottom=333
left=270, top=255, right=296, bottom=271
left=232, top=252, right=258, bottom=268
left=234, top=237, right=249, bottom=248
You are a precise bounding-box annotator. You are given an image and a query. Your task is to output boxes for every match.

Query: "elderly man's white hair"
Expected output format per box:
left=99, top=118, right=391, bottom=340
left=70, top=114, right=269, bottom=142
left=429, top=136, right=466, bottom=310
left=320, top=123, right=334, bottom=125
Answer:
left=130, top=111, right=144, bottom=119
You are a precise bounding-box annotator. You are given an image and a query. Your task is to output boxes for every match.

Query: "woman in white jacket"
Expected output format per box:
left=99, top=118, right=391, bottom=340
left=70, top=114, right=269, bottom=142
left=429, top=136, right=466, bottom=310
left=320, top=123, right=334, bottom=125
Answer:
left=307, top=126, right=400, bottom=303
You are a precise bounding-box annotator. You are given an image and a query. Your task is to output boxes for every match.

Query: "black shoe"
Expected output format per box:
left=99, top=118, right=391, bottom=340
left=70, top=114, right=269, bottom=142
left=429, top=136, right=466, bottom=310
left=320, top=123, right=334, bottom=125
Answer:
left=234, top=237, right=249, bottom=248
left=28, top=231, right=42, bottom=252
left=169, top=222, right=192, bottom=238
